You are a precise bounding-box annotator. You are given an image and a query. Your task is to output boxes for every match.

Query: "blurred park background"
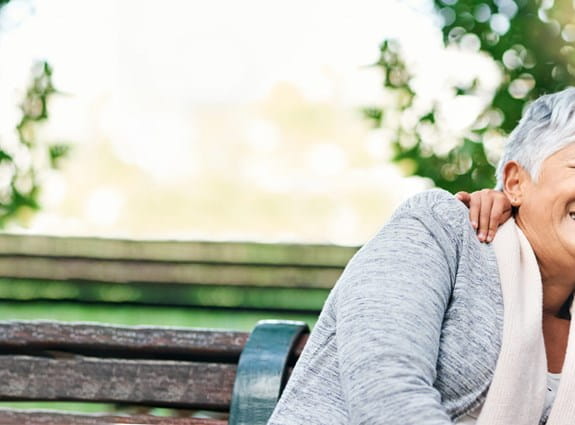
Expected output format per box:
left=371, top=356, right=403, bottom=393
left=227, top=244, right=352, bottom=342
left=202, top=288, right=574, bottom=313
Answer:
left=1, top=0, right=575, bottom=334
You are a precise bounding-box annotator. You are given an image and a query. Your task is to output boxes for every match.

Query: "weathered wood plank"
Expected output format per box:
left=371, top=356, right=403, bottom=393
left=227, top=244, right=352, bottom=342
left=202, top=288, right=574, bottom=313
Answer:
left=0, top=356, right=235, bottom=410
left=0, top=257, right=343, bottom=288
left=0, top=409, right=227, bottom=425
left=0, top=233, right=357, bottom=266
left=0, top=322, right=248, bottom=360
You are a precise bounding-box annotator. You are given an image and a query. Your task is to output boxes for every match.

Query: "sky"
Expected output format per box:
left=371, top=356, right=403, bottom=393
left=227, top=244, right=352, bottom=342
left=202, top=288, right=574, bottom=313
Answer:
left=0, top=0, right=499, bottom=245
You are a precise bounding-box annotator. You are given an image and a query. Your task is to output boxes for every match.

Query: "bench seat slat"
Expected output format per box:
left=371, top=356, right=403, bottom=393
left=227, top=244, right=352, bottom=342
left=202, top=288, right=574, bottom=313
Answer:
left=0, top=409, right=227, bottom=425
left=0, top=356, right=235, bottom=410
left=0, top=322, right=248, bottom=359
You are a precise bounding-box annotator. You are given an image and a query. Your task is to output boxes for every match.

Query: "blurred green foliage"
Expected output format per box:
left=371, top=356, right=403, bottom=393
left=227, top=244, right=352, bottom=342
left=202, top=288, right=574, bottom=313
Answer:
left=0, top=1, right=68, bottom=227
left=366, top=0, right=575, bottom=192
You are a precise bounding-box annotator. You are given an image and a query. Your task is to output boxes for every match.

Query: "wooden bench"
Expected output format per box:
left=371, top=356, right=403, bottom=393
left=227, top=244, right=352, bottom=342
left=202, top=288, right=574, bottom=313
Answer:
left=0, top=233, right=356, bottom=315
left=0, top=319, right=309, bottom=424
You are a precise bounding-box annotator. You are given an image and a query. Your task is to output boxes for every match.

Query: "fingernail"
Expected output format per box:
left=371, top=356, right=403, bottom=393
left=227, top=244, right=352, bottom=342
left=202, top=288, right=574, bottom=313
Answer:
left=471, top=221, right=478, bottom=229
left=486, top=234, right=493, bottom=243
left=478, top=233, right=485, bottom=241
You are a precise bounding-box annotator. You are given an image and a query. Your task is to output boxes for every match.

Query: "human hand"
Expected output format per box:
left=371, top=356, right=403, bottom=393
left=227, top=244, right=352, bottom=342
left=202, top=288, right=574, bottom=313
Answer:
left=455, top=189, right=512, bottom=243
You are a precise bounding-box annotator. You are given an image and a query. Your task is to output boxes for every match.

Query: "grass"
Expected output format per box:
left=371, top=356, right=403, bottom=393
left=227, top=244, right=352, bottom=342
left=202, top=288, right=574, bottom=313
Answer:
left=0, top=301, right=319, bottom=330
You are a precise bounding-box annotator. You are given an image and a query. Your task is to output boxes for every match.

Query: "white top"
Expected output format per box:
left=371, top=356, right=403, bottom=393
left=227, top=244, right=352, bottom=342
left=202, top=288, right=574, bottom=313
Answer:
left=477, top=220, right=575, bottom=425
left=456, top=373, right=562, bottom=424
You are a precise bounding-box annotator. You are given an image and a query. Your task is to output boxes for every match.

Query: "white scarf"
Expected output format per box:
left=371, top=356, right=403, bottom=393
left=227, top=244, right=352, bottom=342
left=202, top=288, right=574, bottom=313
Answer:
left=477, top=219, right=575, bottom=425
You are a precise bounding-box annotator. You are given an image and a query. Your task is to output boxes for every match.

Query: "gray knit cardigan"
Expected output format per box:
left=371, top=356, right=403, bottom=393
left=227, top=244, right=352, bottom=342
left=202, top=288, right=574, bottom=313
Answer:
left=267, top=189, right=504, bottom=425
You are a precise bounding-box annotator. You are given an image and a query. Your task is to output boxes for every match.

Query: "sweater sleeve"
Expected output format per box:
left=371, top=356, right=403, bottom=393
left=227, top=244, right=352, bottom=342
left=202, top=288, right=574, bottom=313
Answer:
left=335, top=200, right=459, bottom=425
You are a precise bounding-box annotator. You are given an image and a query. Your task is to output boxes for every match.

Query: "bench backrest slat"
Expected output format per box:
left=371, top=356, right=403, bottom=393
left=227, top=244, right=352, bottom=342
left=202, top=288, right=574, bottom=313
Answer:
left=0, top=257, right=343, bottom=288
left=0, top=233, right=356, bottom=267
left=0, top=356, right=235, bottom=410
left=0, top=322, right=248, bottom=360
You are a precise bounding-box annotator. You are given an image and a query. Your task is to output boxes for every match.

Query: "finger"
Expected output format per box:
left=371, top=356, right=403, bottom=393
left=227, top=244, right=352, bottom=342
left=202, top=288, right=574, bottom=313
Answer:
left=468, top=193, right=480, bottom=230
left=486, top=202, right=505, bottom=243
left=499, top=195, right=513, bottom=221
left=486, top=197, right=513, bottom=242
left=455, top=191, right=471, bottom=206
left=501, top=203, right=513, bottom=221
left=478, top=191, right=494, bottom=242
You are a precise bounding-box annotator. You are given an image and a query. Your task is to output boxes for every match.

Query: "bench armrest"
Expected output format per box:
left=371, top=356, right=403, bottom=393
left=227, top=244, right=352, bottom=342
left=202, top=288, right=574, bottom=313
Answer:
left=229, top=320, right=309, bottom=425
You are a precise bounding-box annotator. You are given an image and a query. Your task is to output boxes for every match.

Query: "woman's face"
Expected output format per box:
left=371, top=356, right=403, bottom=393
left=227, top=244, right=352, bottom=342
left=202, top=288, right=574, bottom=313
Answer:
left=516, top=142, right=575, bottom=266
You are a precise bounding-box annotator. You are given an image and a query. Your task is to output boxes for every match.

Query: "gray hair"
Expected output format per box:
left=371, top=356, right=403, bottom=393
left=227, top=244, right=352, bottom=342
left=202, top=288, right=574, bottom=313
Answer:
left=495, top=87, right=575, bottom=189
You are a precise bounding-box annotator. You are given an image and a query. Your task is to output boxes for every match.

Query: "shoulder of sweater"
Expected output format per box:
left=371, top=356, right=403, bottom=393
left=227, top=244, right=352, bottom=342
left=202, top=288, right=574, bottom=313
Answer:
left=392, top=188, right=470, bottom=232
left=385, top=189, right=479, bottom=280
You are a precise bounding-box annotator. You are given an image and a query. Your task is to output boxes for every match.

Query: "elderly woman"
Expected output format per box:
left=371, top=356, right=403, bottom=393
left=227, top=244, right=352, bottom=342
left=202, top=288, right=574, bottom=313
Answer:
left=267, top=87, right=575, bottom=425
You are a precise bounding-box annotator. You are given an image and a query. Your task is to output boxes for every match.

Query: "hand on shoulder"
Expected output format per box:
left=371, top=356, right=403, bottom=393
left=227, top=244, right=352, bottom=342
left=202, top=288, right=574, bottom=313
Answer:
left=455, top=189, right=512, bottom=243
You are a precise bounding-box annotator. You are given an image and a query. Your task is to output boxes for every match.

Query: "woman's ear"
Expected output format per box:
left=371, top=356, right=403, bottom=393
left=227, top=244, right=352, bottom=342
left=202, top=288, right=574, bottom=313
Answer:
left=502, top=161, right=527, bottom=206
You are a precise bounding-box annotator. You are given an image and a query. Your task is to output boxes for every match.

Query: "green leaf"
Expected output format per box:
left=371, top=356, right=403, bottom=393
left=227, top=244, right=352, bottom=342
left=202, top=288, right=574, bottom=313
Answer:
left=365, top=0, right=575, bottom=193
